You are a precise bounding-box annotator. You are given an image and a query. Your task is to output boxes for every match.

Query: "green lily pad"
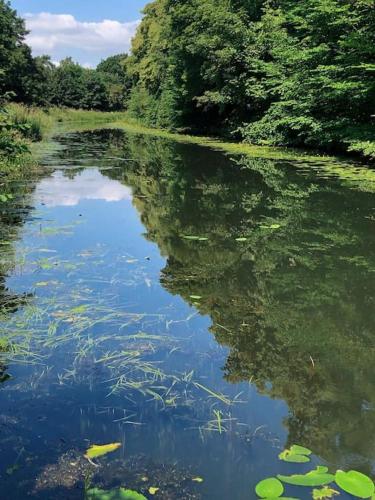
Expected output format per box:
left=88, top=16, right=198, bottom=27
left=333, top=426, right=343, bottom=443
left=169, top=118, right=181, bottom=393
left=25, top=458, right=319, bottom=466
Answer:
left=290, top=445, right=312, bottom=456
left=279, top=451, right=310, bottom=463
left=335, top=470, right=375, bottom=498
left=86, top=488, right=147, bottom=500
left=255, top=477, right=284, bottom=498
left=279, top=444, right=312, bottom=463
left=278, top=467, right=335, bottom=487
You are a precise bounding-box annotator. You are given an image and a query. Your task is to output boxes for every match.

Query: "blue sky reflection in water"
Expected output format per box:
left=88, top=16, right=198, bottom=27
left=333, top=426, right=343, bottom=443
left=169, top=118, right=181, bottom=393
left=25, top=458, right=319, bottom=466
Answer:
left=0, top=129, right=375, bottom=498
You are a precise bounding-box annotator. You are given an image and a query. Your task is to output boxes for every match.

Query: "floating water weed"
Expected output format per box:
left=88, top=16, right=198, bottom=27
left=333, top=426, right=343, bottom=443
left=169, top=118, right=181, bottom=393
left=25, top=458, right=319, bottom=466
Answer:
left=312, top=486, right=339, bottom=499
left=194, top=382, right=232, bottom=405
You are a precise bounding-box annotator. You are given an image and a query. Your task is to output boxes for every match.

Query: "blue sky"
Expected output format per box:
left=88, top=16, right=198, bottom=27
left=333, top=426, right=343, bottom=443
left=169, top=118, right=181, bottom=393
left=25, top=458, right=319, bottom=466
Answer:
left=10, top=0, right=149, bottom=66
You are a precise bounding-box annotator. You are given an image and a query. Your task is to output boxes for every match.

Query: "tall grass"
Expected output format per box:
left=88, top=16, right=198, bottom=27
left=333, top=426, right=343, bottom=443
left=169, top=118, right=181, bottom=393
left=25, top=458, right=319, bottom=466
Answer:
left=0, top=104, right=129, bottom=176
left=6, top=104, right=128, bottom=142
left=48, top=107, right=128, bottom=125
left=6, top=103, right=53, bottom=141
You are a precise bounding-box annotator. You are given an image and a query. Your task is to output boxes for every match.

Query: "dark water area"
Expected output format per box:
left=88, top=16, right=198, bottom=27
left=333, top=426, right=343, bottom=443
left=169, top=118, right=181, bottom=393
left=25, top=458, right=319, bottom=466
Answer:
left=0, top=128, right=375, bottom=499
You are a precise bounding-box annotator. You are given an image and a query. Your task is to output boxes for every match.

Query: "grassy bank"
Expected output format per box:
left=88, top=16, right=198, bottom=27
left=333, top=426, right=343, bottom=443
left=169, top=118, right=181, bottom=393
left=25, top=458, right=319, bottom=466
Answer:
left=0, top=105, right=129, bottom=179
left=1, top=105, right=374, bottom=185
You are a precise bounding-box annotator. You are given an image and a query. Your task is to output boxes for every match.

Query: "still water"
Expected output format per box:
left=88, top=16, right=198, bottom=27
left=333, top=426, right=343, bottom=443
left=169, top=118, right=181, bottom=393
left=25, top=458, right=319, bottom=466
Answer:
left=0, top=128, right=375, bottom=499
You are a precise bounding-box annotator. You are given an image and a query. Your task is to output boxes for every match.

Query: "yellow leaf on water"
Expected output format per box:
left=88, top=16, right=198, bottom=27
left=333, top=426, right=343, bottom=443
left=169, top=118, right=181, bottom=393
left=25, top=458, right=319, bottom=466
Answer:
left=192, top=477, right=204, bottom=483
left=148, top=487, right=159, bottom=495
left=84, top=442, right=121, bottom=459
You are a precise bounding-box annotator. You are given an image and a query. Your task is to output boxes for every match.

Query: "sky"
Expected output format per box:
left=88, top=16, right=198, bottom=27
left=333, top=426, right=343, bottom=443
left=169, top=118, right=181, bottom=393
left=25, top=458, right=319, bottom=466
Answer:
left=10, top=0, right=149, bottom=67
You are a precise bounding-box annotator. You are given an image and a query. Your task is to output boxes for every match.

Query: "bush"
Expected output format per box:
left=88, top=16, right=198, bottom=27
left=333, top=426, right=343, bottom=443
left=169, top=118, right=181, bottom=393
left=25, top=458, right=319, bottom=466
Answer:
left=6, top=103, right=52, bottom=141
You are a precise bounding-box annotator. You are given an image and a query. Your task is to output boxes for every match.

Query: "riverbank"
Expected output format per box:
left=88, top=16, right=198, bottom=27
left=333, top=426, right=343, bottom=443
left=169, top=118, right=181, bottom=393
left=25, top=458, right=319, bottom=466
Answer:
left=0, top=106, right=129, bottom=179
left=1, top=106, right=374, bottom=184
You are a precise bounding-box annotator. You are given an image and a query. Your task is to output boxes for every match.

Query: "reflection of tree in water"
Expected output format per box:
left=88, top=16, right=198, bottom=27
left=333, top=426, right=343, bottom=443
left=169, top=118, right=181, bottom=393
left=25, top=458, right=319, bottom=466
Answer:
left=53, top=129, right=375, bottom=466
left=95, top=130, right=375, bottom=469
left=0, top=174, right=39, bottom=382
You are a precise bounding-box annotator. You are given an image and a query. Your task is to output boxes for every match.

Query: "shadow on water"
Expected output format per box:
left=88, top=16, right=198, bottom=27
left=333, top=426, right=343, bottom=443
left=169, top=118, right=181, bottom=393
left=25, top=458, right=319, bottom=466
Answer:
left=0, top=128, right=375, bottom=498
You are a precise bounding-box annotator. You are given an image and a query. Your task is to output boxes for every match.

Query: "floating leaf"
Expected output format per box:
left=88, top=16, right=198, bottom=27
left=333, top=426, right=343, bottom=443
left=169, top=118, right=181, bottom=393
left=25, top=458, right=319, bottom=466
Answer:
left=290, top=445, right=312, bottom=456
left=260, top=224, right=281, bottom=230
left=279, top=444, right=312, bottom=463
left=255, top=477, right=284, bottom=498
left=6, top=464, right=20, bottom=475
left=71, top=305, right=88, bottom=314
left=279, top=450, right=310, bottom=463
left=0, top=194, right=13, bottom=203
left=312, top=486, right=339, bottom=499
left=86, top=488, right=146, bottom=500
left=84, top=442, right=121, bottom=460
left=182, top=235, right=207, bottom=241
left=192, top=477, right=204, bottom=483
left=335, top=470, right=374, bottom=498
left=148, top=487, right=159, bottom=495
left=278, top=467, right=335, bottom=487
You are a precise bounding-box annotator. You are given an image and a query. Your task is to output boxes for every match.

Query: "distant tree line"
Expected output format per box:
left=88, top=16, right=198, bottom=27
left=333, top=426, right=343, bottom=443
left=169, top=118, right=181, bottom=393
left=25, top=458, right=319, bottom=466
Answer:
left=1, top=0, right=374, bottom=157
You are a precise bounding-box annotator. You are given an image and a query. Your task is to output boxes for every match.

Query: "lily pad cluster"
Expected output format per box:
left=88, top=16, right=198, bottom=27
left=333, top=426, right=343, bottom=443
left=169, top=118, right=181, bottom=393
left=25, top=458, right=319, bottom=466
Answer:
left=256, top=445, right=375, bottom=499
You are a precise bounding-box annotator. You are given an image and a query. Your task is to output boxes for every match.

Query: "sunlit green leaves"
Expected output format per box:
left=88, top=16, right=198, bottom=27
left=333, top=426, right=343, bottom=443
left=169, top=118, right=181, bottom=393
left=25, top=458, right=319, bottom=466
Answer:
left=86, top=488, right=147, bottom=500
left=335, top=470, right=374, bottom=498
left=277, top=467, right=335, bottom=487
left=84, top=442, right=121, bottom=460
left=279, top=444, right=312, bottom=463
left=255, top=477, right=284, bottom=498
left=0, top=193, right=13, bottom=202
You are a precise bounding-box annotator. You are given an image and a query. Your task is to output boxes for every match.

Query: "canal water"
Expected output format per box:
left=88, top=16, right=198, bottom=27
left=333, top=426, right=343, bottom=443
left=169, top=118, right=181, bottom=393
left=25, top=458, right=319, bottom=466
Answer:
left=0, top=128, right=374, bottom=499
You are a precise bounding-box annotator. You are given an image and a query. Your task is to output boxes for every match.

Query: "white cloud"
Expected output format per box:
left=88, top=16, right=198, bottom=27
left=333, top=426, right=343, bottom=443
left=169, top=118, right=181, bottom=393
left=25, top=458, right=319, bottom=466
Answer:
left=36, top=169, right=132, bottom=207
left=23, top=12, right=139, bottom=65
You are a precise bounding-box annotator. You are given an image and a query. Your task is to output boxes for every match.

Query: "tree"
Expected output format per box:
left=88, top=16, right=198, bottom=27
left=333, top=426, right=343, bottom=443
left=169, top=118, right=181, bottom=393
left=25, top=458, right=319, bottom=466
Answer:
left=26, top=56, right=55, bottom=106
left=50, top=58, right=86, bottom=108
left=97, top=54, right=132, bottom=110
left=127, top=0, right=375, bottom=157
left=81, top=70, right=109, bottom=110
left=0, top=0, right=36, bottom=102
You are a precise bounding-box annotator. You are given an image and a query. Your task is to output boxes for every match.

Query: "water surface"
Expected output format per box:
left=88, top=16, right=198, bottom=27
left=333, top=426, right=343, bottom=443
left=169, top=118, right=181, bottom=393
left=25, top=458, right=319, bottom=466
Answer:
left=1, top=128, right=375, bottom=499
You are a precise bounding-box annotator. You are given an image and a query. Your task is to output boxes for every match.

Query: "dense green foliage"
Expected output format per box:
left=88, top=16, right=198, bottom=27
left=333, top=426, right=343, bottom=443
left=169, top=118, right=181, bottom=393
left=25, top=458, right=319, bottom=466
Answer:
left=0, top=0, right=374, bottom=158
left=126, top=0, right=375, bottom=158
left=49, top=56, right=132, bottom=111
